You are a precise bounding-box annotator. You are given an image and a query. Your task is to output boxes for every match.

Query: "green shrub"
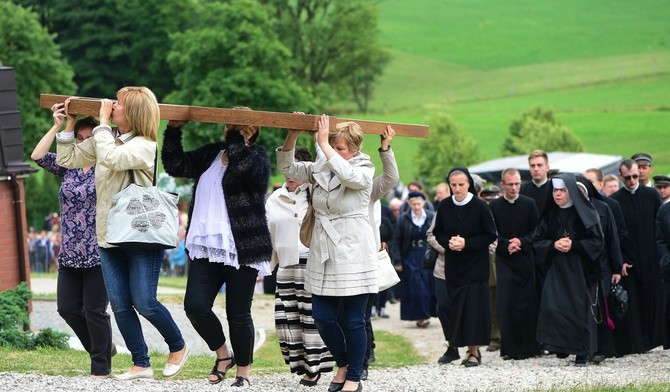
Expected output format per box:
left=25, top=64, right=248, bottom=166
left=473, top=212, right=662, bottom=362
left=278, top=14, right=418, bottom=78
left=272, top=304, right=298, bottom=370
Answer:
left=0, top=282, right=69, bottom=350
left=0, top=282, right=32, bottom=330
left=33, top=327, right=69, bottom=349
left=0, top=328, right=35, bottom=350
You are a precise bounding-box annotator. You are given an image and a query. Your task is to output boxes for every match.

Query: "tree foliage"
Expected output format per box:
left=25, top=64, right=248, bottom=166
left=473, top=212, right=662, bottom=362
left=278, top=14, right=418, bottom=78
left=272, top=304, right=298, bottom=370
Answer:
left=13, top=0, right=198, bottom=100
left=1, top=2, right=73, bottom=225
left=340, top=32, right=391, bottom=114
left=265, top=0, right=390, bottom=110
left=501, top=107, right=585, bottom=156
left=0, top=282, right=69, bottom=350
left=0, top=1, right=76, bottom=159
left=165, top=0, right=314, bottom=163
left=24, top=170, right=61, bottom=229
left=414, top=114, right=481, bottom=186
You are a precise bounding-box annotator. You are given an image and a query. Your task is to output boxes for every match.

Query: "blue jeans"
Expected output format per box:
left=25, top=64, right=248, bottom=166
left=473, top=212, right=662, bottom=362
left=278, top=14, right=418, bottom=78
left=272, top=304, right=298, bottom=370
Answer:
left=99, top=247, right=185, bottom=367
left=312, top=294, right=368, bottom=382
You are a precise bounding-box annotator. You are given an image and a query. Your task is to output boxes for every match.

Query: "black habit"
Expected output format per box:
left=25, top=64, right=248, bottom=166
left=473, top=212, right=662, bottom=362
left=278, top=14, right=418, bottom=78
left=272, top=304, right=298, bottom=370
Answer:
left=590, top=197, right=623, bottom=358
left=489, top=194, right=539, bottom=359
left=656, top=203, right=670, bottom=349
left=434, top=168, right=497, bottom=348
left=521, top=180, right=551, bottom=217
left=611, top=185, right=662, bottom=353
left=532, top=174, right=603, bottom=358
left=521, top=180, right=552, bottom=298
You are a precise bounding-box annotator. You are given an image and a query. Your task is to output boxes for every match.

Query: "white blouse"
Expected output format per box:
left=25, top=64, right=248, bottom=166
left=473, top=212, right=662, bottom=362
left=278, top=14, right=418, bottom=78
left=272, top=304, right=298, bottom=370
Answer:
left=186, top=150, right=270, bottom=276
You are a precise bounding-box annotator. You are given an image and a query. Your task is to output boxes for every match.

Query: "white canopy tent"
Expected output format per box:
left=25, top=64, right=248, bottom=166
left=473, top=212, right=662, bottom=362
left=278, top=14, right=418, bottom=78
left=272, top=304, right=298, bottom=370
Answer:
left=469, top=152, right=623, bottom=183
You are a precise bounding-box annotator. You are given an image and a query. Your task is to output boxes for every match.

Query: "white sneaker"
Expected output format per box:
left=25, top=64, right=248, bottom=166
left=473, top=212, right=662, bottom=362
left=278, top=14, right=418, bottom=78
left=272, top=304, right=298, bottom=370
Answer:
left=370, top=306, right=378, bottom=318
left=114, top=367, right=154, bottom=381
left=379, top=308, right=390, bottom=318
left=163, top=344, right=190, bottom=378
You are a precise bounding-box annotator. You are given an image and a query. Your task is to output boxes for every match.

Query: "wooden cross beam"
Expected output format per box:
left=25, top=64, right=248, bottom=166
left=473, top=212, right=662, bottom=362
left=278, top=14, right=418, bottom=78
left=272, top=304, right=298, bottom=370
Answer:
left=40, top=94, right=429, bottom=138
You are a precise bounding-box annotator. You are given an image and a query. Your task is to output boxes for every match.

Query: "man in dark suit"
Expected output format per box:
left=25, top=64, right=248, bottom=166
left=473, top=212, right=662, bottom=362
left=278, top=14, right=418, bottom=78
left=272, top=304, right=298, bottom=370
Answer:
left=611, top=159, right=663, bottom=354
left=521, top=150, right=551, bottom=217
left=520, top=150, right=551, bottom=326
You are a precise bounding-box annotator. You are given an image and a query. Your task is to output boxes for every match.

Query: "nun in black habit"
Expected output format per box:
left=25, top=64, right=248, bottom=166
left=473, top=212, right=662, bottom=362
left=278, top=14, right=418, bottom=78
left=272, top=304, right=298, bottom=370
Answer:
left=432, top=167, right=497, bottom=367
left=532, top=173, right=604, bottom=366
left=576, top=176, right=623, bottom=362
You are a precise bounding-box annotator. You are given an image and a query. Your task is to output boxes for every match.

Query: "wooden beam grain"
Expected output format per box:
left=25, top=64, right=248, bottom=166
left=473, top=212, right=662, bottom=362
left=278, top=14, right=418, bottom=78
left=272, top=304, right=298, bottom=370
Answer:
left=40, top=94, right=429, bottom=137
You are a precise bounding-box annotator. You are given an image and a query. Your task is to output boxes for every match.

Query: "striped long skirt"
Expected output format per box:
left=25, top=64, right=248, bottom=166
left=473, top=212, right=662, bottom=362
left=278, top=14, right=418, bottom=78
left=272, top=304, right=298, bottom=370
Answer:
left=275, top=260, right=334, bottom=376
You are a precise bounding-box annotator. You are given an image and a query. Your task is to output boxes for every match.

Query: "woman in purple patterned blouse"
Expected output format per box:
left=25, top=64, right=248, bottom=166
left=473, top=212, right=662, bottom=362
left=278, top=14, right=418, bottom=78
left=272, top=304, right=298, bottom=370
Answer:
left=31, top=98, right=113, bottom=378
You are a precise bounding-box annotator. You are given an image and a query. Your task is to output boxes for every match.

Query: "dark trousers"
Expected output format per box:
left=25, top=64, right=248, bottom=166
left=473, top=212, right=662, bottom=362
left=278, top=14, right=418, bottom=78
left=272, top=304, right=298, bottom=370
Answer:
left=364, top=293, right=375, bottom=366
left=57, top=265, right=112, bottom=375
left=184, top=259, right=258, bottom=366
left=313, top=294, right=368, bottom=382
left=435, top=276, right=451, bottom=342
left=374, top=289, right=388, bottom=310
left=338, top=294, right=375, bottom=368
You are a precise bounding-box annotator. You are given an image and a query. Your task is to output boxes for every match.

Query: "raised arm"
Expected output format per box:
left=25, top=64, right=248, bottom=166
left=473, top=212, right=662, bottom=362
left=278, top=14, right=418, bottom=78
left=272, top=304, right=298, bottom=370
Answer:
left=162, top=122, right=223, bottom=179
left=32, top=102, right=74, bottom=161
left=371, top=126, right=399, bottom=202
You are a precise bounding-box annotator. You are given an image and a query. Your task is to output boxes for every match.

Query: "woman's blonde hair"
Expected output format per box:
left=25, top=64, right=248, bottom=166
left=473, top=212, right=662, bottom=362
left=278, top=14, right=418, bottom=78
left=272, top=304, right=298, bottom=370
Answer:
left=117, top=86, right=160, bottom=141
left=328, top=121, right=364, bottom=152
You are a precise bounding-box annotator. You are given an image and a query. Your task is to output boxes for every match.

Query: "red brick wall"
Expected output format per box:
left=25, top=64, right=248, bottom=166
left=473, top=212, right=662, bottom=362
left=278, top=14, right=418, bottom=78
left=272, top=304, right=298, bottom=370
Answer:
left=0, top=178, right=30, bottom=292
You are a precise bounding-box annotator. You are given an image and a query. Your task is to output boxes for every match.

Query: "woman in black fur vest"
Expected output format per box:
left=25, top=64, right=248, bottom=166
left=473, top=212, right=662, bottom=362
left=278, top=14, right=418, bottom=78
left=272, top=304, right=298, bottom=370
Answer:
left=162, top=107, right=272, bottom=388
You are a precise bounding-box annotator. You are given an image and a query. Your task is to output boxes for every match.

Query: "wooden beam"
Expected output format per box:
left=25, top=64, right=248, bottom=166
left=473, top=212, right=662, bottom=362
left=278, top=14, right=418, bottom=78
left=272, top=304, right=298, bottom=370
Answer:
left=40, top=94, right=429, bottom=138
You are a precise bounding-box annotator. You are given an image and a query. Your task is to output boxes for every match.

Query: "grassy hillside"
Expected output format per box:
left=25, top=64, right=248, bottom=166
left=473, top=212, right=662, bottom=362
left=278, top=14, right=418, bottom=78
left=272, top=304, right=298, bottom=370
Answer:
left=378, top=0, right=670, bottom=68
left=339, top=0, right=670, bottom=184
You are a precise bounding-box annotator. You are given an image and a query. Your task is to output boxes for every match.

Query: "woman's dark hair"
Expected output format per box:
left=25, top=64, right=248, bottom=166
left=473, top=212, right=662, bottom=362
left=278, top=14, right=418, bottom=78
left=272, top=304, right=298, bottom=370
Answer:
left=74, top=116, right=99, bottom=137
left=224, top=106, right=260, bottom=144
left=294, top=147, right=312, bottom=162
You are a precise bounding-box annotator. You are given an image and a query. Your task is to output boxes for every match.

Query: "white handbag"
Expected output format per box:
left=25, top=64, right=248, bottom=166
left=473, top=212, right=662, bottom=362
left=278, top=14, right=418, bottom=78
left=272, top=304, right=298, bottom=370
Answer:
left=106, top=150, right=179, bottom=250
left=377, top=249, right=400, bottom=291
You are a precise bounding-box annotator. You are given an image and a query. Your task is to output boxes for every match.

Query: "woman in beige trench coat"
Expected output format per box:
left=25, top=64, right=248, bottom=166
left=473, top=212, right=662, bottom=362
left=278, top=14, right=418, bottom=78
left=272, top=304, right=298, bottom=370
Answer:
left=277, top=114, right=377, bottom=392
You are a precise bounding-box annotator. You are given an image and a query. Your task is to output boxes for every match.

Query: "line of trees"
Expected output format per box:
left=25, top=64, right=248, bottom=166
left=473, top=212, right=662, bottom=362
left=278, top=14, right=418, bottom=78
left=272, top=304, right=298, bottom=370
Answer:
left=415, top=107, right=584, bottom=188
left=2, top=0, right=389, bottom=225
left=2, top=1, right=587, bottom=225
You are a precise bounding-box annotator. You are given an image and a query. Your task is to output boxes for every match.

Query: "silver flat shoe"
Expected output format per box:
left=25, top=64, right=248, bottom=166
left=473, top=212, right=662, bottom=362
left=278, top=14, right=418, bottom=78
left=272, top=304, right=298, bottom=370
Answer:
left=114, top=367, right=154, bottom=380
left=163, top=344, right=190, bottom=378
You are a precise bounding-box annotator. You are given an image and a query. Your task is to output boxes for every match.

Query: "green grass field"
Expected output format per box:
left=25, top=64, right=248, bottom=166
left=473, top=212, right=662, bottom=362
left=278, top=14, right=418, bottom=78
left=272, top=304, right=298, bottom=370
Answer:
left=334, top=0, right=670, bottom=184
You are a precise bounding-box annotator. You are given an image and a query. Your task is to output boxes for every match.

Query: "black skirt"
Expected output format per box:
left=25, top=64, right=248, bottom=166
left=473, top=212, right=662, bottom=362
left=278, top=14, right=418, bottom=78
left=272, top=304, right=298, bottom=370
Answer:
left=445, top=280, right=491, bottom=347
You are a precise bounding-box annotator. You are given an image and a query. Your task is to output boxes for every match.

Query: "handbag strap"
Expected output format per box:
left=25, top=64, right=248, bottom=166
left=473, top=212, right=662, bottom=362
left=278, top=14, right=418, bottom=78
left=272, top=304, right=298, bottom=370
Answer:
left=128, top=146, right=158, bottom=186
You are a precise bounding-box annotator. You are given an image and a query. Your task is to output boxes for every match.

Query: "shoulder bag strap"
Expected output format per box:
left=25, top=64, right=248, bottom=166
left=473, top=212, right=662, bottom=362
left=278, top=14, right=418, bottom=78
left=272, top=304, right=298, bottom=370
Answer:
left=126, top=144, right=158, bottom=187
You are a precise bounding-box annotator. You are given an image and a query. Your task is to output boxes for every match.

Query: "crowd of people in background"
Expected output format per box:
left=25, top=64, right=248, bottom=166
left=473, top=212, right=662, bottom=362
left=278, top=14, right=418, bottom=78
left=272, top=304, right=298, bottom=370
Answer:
left=28, top=89, right=670, bottom=389
left=28, top=223, right=60, bottom=273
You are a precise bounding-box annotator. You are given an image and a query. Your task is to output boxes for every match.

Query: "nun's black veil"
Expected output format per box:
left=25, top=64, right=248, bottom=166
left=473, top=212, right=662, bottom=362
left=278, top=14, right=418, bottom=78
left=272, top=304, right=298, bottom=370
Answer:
left=447, top=167, right=477, bottom=196
left=547, top=173, right=599, bottom=229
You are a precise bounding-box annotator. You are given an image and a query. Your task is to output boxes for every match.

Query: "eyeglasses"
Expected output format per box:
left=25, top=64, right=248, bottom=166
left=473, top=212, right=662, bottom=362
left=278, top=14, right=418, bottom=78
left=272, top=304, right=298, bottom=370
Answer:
left=623, top=174, right=639, bottom=181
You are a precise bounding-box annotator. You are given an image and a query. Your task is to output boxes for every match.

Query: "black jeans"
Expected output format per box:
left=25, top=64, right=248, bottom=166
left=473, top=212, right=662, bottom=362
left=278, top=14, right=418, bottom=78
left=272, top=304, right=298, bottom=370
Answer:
left=184, top=259, right=258, bottom=366
left=57, top=265, right=112, bottom=375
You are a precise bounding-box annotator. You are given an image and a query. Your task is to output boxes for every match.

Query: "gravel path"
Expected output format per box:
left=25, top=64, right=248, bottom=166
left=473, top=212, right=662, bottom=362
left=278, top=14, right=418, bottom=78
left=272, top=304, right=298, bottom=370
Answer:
left=12, top=279, right=670, bottom=391
left=3, top=350, right=670, bottom=392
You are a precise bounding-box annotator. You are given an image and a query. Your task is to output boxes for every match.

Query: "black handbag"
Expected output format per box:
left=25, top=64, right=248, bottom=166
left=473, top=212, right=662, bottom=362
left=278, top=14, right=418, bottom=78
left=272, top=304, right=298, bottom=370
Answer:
left=609, top=283, right=628, bottom=320
left=422, top=244, right=438, bottom=270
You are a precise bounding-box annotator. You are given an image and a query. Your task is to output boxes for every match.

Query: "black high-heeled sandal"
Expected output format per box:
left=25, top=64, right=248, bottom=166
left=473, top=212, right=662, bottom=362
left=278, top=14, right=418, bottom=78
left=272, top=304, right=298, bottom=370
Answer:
left=208, top=356, right=236, bottom=385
